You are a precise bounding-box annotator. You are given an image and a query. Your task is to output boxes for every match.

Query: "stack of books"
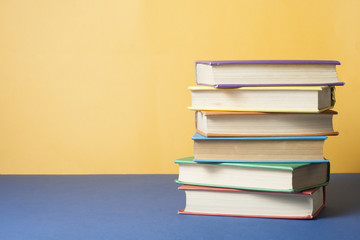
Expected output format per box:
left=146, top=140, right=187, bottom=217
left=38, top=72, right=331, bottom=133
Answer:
left=175, top=60, right=343, bottom=219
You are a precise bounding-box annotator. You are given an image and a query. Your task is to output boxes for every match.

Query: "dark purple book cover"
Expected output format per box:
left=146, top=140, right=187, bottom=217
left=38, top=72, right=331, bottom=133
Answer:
left=196, top=60, right=341, bottom=65
left=199, top=82, right=345, bottom=88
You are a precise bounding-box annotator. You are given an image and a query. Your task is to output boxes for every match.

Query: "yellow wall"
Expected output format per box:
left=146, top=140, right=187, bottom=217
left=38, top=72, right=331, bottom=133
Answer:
left=0, top=0, right=359, bottom=174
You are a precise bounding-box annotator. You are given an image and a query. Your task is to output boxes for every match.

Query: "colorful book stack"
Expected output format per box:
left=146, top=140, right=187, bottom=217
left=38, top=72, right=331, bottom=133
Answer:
left=175, top=60, right=343, bottom=219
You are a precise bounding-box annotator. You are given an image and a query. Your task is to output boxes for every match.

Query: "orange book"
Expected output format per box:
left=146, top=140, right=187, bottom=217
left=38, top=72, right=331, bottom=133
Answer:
left=196, top=110, right=338, bottom=137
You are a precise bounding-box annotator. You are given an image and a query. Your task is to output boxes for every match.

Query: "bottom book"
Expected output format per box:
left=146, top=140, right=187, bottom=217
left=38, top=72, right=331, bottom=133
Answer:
left=178, top=185, right=325, bottom=219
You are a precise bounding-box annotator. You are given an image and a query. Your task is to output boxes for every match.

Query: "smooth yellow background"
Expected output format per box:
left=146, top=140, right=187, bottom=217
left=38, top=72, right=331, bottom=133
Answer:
left=0, top=0, right=359, bottom=174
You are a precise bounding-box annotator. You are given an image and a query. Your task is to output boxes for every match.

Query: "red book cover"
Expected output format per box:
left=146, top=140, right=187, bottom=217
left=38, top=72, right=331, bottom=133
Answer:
left=178, top=185, right=325, bottom=219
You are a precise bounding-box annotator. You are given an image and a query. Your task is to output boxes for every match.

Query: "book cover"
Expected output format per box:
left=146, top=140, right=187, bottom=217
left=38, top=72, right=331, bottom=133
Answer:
left=199, top=109, right=338, bottom=116
left=196, top=110, right=339, bottom=137
left=192, top=133, right=329, bottom=163
left=175, top=157, right=330, bottom=192
left=195, top=110, right=339, bottom=137
left=178, top=184, right=326, bottom=219
left=192, top=132, right=328, bottom=141
left=175, top=156, right=327, bottom=170
left=189, top=86, right=335, bottom=113
left=189, top=86, right=330, bottom=91
left=196, top=60, right=341, bottom=65
left=195, top=60, right=344, bottom=88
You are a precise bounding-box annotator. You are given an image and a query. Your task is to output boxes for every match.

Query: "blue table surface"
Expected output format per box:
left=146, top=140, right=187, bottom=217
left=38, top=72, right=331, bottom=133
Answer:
left=0, top=174, right=359, bottom=240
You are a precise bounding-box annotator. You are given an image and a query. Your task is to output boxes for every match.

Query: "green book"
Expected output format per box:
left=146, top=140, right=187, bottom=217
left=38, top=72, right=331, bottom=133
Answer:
left=175, top=157, right=329, bottom=192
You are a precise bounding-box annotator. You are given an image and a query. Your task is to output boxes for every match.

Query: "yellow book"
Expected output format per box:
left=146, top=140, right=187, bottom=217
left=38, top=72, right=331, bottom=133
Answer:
left=189, top=86, right=335, bottom=113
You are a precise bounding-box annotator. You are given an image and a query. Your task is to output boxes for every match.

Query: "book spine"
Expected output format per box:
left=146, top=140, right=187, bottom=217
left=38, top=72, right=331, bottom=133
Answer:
left=196, top=82, right=345, bottom=88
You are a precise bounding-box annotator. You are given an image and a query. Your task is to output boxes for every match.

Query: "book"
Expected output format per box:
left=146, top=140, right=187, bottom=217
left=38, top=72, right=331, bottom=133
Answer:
left=196, top=60, right=343, bottom=87
left=175, top=157, right=329, bottom=192
left=192, top=132, right=328, bottom=163
left=196, top=110, right=338, bottom=137
left=189, top=86, right=334, bottom=113
left=178, top=184, right=325, bottom=219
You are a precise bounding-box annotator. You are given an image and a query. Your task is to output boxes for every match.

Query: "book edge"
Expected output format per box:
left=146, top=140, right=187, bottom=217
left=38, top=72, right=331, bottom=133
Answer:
left=198, top=82, right=345, bottom=88
left=192, top=132, right=328, bottom=140
left=188, top=106, right=333, bottom=113
left=174, top=157, right=311, bottom=170
left=175, top=180, right=329, bottom=193
left=195, top=60, right=341, bottom=65
left=199, top=109, right=338, bottom=116
left=196, top=129, right=339, bottom=137
left=177, top=209, right=316, bottom=220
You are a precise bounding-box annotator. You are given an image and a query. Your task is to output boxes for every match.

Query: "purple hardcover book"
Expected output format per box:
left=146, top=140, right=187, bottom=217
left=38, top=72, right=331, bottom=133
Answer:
left=195, top=60, right=344, bottom=88
left=196, top=60, right=341, bottom=65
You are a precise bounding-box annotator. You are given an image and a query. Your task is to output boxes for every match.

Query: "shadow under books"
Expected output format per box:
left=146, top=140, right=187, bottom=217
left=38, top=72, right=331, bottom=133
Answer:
left=318, top=173, right=360, bottom=218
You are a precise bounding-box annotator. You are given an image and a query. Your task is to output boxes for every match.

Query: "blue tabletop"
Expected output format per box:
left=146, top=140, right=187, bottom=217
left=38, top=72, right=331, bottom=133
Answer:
left=0, top=174, right=359, bottom=240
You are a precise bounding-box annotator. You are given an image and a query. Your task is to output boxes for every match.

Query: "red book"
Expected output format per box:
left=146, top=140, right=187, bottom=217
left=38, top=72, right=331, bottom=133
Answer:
left=178, top=185, right=325, bottom=219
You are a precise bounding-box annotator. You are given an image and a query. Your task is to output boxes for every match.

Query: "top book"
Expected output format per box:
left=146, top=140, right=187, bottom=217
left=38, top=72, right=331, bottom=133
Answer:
left=195, top=60, right=344, bottom=88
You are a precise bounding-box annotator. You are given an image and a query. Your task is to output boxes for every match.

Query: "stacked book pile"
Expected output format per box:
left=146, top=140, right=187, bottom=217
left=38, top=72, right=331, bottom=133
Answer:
left=175, top=60, right=343, bottom=219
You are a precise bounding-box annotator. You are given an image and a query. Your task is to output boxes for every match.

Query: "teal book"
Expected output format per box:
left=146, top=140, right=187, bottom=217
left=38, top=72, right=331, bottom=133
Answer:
left=175, top=157, right=329, bottom=192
